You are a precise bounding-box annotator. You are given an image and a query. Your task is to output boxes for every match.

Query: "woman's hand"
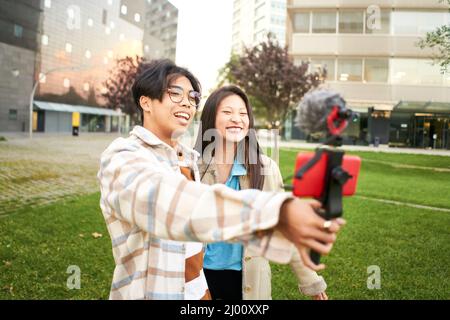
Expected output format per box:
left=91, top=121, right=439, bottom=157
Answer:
left=277, top=198, right=346, bottom=271
left=313, top=292, right=328, bottom=300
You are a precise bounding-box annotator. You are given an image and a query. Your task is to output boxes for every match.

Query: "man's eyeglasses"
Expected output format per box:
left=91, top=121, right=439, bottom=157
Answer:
left=167, top=86, right=201, bottom=109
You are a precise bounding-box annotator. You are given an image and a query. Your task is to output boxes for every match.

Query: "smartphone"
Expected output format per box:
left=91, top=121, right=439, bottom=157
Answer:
left=292, top=152, right=361, bottom=198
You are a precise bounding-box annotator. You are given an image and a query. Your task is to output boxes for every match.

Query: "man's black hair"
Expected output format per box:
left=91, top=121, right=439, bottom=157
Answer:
left=132, top=59, right=201, bottom=124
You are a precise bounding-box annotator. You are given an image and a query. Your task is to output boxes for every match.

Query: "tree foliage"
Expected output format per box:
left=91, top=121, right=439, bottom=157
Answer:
left=219, top=34, right=326, bottom=129
left=37, top=86, right=100, bottom=107
left=418, top=0, right=450, bottom=73
left=102, top=55, right=147, bottom=123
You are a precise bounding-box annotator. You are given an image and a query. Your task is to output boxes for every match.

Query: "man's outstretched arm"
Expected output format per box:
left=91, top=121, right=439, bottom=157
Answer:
left=98, top=145, right=344, bottom=269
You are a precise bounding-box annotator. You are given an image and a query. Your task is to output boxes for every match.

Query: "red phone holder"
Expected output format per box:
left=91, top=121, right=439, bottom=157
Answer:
left=292, top=149, right=361, bottom=219
left=293, top=152, right=361, bottom=198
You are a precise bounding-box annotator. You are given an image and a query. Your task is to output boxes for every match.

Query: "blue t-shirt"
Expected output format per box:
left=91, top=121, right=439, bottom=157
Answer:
left=203, top=159, right=246, bottom=271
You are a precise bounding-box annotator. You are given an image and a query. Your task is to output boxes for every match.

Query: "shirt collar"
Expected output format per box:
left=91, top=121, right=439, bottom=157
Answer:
left=131, top=125, right=167, bottom=147
left=230, top=158, right=247, bottom=177
left=130, top=125, right=200, bottom=160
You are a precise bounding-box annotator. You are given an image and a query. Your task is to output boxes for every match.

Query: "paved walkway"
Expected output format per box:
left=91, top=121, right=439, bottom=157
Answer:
left=0, top=133, right=119, bottom=216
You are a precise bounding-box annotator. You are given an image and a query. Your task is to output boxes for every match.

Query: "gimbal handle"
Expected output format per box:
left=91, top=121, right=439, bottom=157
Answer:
left=303, top=148, right=350, bottom=265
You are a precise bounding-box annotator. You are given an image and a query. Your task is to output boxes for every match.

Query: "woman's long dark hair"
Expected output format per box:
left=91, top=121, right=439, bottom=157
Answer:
left=194, top=85, right=265, bottom=190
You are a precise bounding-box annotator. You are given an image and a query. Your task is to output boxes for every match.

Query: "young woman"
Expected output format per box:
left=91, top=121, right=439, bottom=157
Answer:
left=194, top=85, right=328, bottom=300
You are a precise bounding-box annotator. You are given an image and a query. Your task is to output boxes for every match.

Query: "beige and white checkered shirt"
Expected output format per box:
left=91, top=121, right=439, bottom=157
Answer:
left=97, top=126, right=294, bottom=300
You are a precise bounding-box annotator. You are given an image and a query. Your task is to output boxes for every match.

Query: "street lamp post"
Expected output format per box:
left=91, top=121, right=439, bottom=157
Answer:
left=117, top=108, right=122, bottom=136
left=29, top=80, right=41, bottom=139
left=28, top=65, right=88, bottom=139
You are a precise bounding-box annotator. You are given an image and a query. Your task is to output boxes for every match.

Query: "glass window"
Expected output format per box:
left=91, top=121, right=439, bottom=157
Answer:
left=42, top=34, right=48, bottom=45
left=255, top=5, right=264, bottom=17
left=269, top=28, right=284, bottom=43
left=271, top=15, right=285, bottom=26
left=444, top=74, right=450, bottom=86
left=392, top=11, right=450, bottom=35
left=366, top=9, right=390, bottom=34
left=13, top=24, right=23, bottom=38
left=9, top=109, right=17, bottom=120
left=391, top=59, right=443, bottom=85
left=254, top=30, right=266, bottom=42
left=338, top=59, right=362, bottom=81
left=293, top=12, right=310, bottom=33
left=339, top=10, right=364, bottom=33
left=364, top=59, right=389, bottom=82
left=102, top=10, right=107, bottom=25
left=294, top=57, right=308, bottom=66
left=254, top=17, right=264, bottom=30
left=312, top=11, right=336, bottom=33
left=311, top=58, right=335, bottom=81
left=233, top=20, right=239, bottom=31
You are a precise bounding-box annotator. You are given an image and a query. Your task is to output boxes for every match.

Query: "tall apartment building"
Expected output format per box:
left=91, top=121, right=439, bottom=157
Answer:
left=144, top=0, right=178, bottom=61
left=232, top=0, right=287, bottom=53
left=286, top=0, right=450, bottom=149
left=0, top=0, right=42, bottom=132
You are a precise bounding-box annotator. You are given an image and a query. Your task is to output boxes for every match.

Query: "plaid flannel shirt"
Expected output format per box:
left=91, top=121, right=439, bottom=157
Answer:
left=97, top=126, right=294, bottom=300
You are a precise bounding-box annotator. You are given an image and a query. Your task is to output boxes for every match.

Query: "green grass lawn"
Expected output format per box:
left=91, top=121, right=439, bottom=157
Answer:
left=0, top=195, right=113, bottom=299
left=0, top=149, right=449, bottom=299
left=279, top=149, right=450, bottom=209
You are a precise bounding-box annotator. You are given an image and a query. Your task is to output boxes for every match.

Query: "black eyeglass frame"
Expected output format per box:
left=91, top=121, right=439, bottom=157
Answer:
left=166, top=86, right=201, bottom=109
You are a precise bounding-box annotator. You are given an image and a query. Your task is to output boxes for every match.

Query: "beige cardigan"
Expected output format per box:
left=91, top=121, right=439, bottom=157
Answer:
left=199, top=154, right=327, bottom=299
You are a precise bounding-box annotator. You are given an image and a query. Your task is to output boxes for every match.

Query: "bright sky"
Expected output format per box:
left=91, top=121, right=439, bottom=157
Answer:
left=168, top=0, right=233, bottom=95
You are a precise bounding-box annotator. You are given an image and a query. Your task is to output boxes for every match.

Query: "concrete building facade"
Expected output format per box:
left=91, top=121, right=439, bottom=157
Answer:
left=143, top=0, right=178, bottom=61
left=1, top=0, right=179, bottom=133
left=286, top=0, right=450, bottom=149
left=232, top=0, right=288, bottom=53
left=36, top=0, right=146, bottom=100
left=0, top=0, right=42, bottom=132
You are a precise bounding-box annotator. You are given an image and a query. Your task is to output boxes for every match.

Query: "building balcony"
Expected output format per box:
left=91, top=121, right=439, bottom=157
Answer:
left=287, top=0, right=449, bottom=10
left=289, top=33, right=434, bottom=57
left=325, top=81, right=450, bottom=106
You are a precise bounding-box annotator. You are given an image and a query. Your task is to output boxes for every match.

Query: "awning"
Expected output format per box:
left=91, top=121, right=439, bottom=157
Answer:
left=346, top=100, right=395, bottom=113
left=34, top=101, right=122, bottom=116
left=393, top=100, right=450, bottom=114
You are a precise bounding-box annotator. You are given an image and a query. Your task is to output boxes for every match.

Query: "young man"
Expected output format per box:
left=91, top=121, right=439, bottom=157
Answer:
left=97, top=59, right=345, bottom=300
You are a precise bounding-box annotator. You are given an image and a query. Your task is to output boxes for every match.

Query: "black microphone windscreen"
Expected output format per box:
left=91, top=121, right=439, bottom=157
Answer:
left=295, top=89, right=343, bottom=135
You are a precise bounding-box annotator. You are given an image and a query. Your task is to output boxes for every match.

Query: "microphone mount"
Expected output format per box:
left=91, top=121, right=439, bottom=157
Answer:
left=290, top=91, right=361, bottom=266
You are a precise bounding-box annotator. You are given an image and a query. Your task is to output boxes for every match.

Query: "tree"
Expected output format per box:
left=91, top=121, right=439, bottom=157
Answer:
left=418, top=0, right=450, bottom=73
left=220, top=34, right=326, bottom=130
left=102, top=55, right=148, bottom=123
left=37, top=86, right=100, bottom=107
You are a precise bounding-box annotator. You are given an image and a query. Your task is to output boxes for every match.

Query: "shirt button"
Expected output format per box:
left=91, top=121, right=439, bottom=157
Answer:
left=244, top=256, right=251, bottom=262
left=244, top=286, right=251, bottom=293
